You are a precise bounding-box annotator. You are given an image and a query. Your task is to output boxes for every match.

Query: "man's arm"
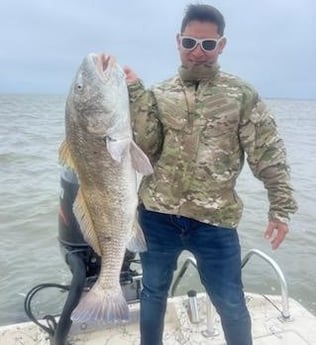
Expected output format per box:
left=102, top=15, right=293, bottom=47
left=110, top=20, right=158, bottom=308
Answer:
left=124, top=67, right=163, bottom=164
left=239, top=86, right=298, bottom=249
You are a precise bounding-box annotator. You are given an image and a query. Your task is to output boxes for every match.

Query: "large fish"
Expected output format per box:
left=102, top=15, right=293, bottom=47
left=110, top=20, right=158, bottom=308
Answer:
left=59, top=53, right=153, bottom=323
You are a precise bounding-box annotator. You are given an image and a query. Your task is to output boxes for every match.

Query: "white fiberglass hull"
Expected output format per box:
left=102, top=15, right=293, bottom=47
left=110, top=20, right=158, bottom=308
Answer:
left=1, top=292, right=315, bottom=345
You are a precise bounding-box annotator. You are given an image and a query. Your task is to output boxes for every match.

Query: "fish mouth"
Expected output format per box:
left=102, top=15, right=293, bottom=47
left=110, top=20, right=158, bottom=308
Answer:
left=101, top=54, right=111, bottom=72
left=94, top=53, right=115, bottom=77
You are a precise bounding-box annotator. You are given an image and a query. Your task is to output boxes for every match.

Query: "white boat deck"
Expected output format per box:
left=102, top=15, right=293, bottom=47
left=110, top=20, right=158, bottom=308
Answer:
left=1, top=291, right=315, bottom=345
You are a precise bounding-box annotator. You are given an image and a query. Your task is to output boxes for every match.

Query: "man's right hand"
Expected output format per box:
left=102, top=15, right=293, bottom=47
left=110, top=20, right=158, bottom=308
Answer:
left=123, top=66, right=139, bottom=85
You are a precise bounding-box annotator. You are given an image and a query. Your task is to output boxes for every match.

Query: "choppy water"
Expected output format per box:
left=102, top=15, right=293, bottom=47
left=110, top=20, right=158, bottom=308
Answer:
left=0, top=94, right=315, bottom=326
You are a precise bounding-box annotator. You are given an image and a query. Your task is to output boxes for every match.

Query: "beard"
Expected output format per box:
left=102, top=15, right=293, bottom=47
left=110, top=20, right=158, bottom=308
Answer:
left=178, top=62, right=219, bottom=81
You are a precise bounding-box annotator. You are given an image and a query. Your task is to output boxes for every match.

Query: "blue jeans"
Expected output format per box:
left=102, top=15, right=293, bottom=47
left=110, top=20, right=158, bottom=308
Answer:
left=138, top=206, right=252, bottom=345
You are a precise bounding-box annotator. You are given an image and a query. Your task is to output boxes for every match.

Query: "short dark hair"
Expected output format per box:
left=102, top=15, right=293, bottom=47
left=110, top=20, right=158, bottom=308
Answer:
left=180, top=4, right=225, bottom=36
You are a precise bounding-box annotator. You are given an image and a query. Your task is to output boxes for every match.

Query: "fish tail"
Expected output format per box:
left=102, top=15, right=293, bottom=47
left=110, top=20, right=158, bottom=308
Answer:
left=71, top=284, right=129, bottom=323
left=126, top=219, right=147, bottom=253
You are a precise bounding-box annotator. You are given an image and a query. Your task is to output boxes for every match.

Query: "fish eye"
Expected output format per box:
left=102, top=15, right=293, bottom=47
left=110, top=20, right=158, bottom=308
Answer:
left=75, top=73, right=84, bottom=91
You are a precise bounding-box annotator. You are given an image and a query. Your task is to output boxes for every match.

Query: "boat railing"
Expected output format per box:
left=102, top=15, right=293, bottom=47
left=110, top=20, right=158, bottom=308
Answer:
left=170, top=256, right=218, bottom=337
left=241, top=248, right=290, bottom=319
left=171, top=256, right=198, bottom=297
left=170, top=248, right=290, bottom=336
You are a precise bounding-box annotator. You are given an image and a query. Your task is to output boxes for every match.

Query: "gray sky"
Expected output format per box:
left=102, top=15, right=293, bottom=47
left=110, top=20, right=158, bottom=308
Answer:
left=1, top=0, right=315, bottom=98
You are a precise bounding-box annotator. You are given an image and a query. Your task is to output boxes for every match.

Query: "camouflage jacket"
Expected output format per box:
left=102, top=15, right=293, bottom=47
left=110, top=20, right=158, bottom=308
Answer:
left=128, top=66, right=298, bottom=228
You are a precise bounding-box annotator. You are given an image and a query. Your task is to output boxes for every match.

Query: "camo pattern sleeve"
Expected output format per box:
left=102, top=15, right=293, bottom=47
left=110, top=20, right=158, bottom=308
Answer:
left=239, top=85, right=298, bottom=222
left=127, top=80, right=163, bottom=164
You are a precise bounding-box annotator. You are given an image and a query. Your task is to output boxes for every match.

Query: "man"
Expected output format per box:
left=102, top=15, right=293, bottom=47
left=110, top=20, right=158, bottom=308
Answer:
left=124, top=4, right=297, bottom=345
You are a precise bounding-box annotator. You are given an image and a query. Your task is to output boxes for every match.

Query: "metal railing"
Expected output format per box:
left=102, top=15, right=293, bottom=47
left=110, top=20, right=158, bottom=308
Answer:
left=241, top=248, right=290, bottom=319
left=170, top=248, right=291, bottom=337
left=171, top=256, right=218, bottom=336
left=171, top=256, right=198, bottom=297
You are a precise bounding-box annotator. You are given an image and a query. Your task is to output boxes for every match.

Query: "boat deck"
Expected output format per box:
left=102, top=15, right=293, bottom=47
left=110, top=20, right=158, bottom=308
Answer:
left=1, top=291, right=315, bottom=345
left=1, top=250, right=315, bottom=344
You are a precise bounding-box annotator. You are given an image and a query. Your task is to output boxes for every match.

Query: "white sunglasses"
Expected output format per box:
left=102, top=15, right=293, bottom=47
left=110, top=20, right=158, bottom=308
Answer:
left=180, top=36, right=224, bottom=52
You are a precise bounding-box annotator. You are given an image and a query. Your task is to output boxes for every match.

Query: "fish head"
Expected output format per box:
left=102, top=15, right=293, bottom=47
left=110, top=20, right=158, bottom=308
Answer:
left=66, top=53, right=129, bottom=136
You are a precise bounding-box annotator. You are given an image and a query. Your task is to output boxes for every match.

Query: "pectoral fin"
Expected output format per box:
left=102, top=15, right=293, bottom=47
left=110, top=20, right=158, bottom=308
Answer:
left=73, top=188, right=101, bottom=256
left=130, top=140, right=153, bottom=175
left=105, top=136, right=153, bottom=176
left=105, top=137, right=130, bottom=163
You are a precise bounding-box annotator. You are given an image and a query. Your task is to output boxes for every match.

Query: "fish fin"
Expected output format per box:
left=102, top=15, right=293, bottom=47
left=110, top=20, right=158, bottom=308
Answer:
left=126, top=217, right=147, bottom=253
left=73, top=188, right=102, bottom=256
left=105, top=137, right=130, bottom=163
left=129, top=141, right=153, bottom=175
left=71, top=284, right=129, bottom=323
left=59, top=139, right=76, bottom=170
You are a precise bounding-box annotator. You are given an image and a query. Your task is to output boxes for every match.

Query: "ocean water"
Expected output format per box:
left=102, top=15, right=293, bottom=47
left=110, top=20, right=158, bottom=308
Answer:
left=0, top=94, right=315, bottom=326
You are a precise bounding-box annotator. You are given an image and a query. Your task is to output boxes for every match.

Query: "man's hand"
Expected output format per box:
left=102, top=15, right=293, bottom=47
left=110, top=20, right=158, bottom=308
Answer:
left=264, top=220, right=289, bottom=250
left=123, top=66, right=139, bottom=85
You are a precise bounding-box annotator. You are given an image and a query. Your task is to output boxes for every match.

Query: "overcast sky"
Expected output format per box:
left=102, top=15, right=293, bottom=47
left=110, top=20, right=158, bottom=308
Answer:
left=1, top=0, right=315, bottom=98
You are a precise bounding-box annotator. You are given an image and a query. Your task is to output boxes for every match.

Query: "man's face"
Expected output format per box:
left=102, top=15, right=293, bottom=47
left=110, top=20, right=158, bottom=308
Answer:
left=177, top=20, right=226, bottom=67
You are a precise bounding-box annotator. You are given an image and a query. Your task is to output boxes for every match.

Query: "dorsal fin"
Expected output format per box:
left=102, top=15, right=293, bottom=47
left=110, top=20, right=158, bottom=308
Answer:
left=59, top=140, right=76, bottom=170
left=73, top=188, right=101, bottom=256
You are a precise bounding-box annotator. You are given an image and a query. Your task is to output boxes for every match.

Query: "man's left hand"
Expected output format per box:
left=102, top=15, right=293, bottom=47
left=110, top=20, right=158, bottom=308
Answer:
left=264, top=220, right=289, bottom=250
